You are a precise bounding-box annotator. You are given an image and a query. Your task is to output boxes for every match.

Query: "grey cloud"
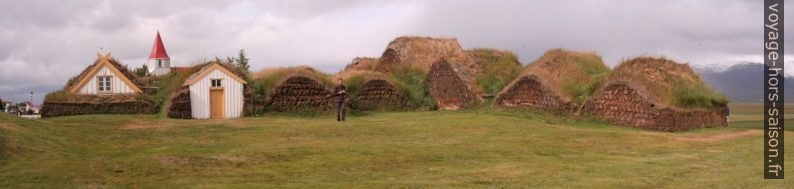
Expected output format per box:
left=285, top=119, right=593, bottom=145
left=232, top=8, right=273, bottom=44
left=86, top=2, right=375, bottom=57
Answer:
left=0, top=0, right=785, bottom=104
left=406, top=0, right=765, bottom=66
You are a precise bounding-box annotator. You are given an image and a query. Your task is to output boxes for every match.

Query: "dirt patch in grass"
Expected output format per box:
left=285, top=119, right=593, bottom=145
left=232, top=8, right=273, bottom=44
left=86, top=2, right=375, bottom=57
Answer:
left=157, top=155, right=190, bottom=165
left=119, top=121, right=178, bottom=130
left=209, top=154, right=247, bottom=162
left=0, top=123, right=19, bottom=131
left=120, top=119, right=255, bottom=130
left=672, top=130, right=759, bottom=142
left=156, top=155, right=248, bottom=166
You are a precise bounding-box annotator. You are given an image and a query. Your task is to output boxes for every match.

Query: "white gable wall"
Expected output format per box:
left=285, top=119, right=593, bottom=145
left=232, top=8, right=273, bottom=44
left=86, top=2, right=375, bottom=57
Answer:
left=78, top=66, right=136, bottom=94
left=188, top=69, right=245, bottom=119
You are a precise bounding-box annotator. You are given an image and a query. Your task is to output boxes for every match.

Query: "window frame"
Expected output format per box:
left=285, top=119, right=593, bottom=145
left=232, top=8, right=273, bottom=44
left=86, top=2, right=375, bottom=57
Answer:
left=97, top=76, right=112, bottom=93
left=210, top=78, right=223, bottom=88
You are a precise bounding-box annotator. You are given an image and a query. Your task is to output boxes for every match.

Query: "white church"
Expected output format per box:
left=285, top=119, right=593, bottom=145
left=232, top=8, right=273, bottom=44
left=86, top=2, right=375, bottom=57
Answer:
left=146, top=31, right=171, bottom=76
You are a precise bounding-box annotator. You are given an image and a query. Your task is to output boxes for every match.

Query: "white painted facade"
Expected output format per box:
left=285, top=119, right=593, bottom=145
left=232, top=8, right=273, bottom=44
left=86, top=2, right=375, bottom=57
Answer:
left=2, top=102, right=10, bottom=113
left=188, top=69, right=245, bottom=119
left=77, top=66, right=137, bottom=95
left=146, top=58, right=171, bottom=76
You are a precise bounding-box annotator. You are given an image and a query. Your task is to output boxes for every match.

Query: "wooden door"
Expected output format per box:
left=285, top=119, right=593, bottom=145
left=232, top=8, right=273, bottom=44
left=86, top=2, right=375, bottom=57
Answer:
left=210, top=89, right=224, bottom=119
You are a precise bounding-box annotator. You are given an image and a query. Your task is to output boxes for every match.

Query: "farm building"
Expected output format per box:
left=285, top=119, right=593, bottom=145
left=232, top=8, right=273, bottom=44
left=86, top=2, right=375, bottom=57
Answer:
left=66, top=53, right=143, bottom=95
left=334, top=57, right=381, bottom=81
left=426, top=59, right=478, bottom=110
left=347, top=78, right=413, bottom=111
left=369, top=37, right=527, bottom=99
left=249, top=66, right=335, bottom=113
left=267, top=74, right=333, bottom=112
left=2, top=100, right=12, bottom=113
left=173, top=63, right=248, bottom=119
left=373, top=37, right=483, bottom=92
left=332, top=57, right=415, bottom=111
left=583, top=57, right=729, bottom=131
left=21, top=102, right=40, bottom=114
left=42, top=53, right=157, bottom=118
left=344, top=57, right=379, bottom=72
left=374, top=37, right=474, bottom=73
left=494, top=49, right=608, bottom=113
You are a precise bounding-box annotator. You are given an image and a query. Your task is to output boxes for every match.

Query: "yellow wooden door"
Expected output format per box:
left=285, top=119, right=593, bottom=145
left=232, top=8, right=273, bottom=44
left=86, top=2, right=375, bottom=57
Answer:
left=210, top=89, right=224, bottom=119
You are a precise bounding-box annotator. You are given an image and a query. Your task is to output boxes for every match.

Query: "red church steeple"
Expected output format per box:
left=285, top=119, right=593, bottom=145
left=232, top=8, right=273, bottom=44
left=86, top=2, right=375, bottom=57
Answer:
left=149, top=31, right=170, bottom=59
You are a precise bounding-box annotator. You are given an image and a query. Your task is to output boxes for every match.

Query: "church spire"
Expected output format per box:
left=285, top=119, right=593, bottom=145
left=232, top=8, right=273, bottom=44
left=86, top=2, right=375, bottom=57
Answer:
left=149, top=31, right=170, bottom=59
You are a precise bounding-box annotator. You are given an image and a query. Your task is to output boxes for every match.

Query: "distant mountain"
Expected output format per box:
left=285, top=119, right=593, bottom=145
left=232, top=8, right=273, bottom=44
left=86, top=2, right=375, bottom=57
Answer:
left=697, top=62, right=794, bottom=102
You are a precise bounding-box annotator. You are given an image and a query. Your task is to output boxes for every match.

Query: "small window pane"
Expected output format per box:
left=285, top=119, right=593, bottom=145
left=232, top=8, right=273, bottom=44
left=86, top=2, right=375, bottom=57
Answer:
left=211, top=79, right=221, bottom=87
left=98, top=76, right=112, bottom=92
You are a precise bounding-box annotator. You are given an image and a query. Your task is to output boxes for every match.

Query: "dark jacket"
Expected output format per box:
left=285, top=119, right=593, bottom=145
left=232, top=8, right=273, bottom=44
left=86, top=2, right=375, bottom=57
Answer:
left=332, top=84, right=346, bottom=103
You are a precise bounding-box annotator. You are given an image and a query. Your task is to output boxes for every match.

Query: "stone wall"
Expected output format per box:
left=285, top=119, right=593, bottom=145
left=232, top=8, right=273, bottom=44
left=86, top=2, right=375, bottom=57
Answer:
left=584, top=81, right=728, bottom=131
left=167, top=87, right=191, bottom=119
left=267, top=74, right=333, bottom=112
left=242, top=85, right=263, bottom=116
left=348, top=79, right=413, bottom=111
left=494, top=75, right=574, bottom=112
left=41, top=96, right=157, bottom=118
left=426, top=60, right=477, bottom=110
left=375, top=49, right=400, bottom=72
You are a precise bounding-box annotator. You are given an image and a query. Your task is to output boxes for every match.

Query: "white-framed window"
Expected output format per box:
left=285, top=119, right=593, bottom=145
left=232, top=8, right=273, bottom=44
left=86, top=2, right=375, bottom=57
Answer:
left=157, top=60, right=163, bottom=68
left=98, top=76, right=112, bottom=92
left=211, top=79, right=222, bottom=87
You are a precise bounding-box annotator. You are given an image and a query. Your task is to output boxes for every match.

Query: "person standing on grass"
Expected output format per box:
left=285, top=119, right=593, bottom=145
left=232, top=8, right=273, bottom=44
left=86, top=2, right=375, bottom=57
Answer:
left=332, top=78, right=347, bottom=121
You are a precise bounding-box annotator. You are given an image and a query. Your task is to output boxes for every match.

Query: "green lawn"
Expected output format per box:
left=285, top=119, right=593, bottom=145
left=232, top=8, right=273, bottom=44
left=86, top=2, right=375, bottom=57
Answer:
left=0, top=106, right=790, bottom=188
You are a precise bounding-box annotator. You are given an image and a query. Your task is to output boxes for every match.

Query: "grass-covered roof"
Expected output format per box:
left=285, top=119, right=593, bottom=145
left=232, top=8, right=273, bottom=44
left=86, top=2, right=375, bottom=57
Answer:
left=609, top=57, right=728, bottom=109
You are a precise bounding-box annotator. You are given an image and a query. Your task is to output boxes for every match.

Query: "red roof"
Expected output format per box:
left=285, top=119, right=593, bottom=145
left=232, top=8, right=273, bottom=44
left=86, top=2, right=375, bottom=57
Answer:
left=149, top=31, right=170, bottom=59
left=171, top=67, right=192, bottom=73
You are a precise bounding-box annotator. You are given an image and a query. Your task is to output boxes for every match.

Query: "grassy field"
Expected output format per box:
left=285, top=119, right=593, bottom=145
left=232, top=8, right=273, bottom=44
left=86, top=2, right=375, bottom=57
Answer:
left=0, top=104, right=791, bottom=188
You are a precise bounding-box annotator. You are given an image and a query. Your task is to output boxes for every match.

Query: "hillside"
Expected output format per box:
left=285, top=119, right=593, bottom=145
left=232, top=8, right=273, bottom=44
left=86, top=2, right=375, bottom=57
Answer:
left=698, top=63, right=794, bottom=102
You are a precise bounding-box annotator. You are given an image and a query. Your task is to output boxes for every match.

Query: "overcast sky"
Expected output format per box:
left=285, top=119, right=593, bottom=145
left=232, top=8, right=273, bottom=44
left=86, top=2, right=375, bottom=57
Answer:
left=0, top=0, right=790, bottom=104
